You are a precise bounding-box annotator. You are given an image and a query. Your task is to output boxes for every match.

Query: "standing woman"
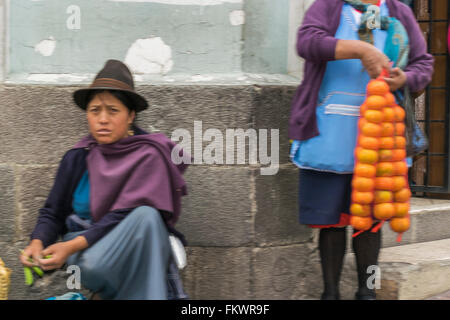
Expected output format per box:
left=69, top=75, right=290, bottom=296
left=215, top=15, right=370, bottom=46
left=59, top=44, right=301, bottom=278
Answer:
left=20, top=60, right=189, bottom=300
left=289, top=0, right=433, bottom=299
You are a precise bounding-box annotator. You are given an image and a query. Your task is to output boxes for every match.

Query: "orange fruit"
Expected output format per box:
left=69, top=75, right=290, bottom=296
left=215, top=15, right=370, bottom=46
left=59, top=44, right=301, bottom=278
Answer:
left=374, top=190, right=393, bottom=203
left=373, top=203, right=396, bottom=220
left=392, top=176, right=407, bottom=192
left=391, top=149, right=406, bottom=161
left=374, top=177, right=394, bottom=190
left=379, top=137, right=395, bottom=149
left=380, top=122, right=395, bottom=137
left=364, top=110, right=383, bottom=123
left=395, top=122, right=405, bottom=135
left=354, top=163, right=376, bottom=178
left=393, top=161, right=408, bottom=176
left=358, top=118, right=368, bottom=131
left=366, top=95, right=387, bottom=110
left=394, top=136, right=406, bottom=149
left=390, top=217, right=410, bottom=233
left=360, top=104, right=368, bottom=116
left=385, top=92, right=396, bottom=107
left=394, top=106, right=406, bottom=121
left=361, top=122, right=382, bottom=137
left=395, top=188, right=411, bottom=202
left=352, top=177, right=375, bottom=192
left=367, top=80, right=390, bottom=96
left=359, top=136, right=379, bottom=150
left=376, top=162, right=394, bottom=177
left=394, top=202, right=410, bottom=218
left=382, top=107, right=395, bottom=122
left=352, top=191, right=374, bottom=205
left=379, top=149, right=393, bottom=161
left=356, top=148, right=378, bottom=164
left=351, top=215, right=373, bottom=231
left=350, top=204, right=371, bottom=217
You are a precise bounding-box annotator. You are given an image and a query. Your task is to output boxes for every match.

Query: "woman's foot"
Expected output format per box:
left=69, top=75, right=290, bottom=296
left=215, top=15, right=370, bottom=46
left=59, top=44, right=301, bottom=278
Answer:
left=321, top=292, right=341, bottom=300
left=355, top=289, right=376, bottom=300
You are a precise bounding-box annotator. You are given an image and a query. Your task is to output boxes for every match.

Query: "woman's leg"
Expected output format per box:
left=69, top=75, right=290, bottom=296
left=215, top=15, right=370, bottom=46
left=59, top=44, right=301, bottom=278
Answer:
left=66, top=206, right=171, bottom=300
left=319, top=226, right=347, bottom=300
left=352, top=226, right=382, bottom=300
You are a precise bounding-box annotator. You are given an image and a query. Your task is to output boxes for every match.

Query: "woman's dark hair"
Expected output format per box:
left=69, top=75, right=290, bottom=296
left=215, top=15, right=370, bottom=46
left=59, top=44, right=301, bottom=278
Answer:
left=85, top=89, right=135, bottom=113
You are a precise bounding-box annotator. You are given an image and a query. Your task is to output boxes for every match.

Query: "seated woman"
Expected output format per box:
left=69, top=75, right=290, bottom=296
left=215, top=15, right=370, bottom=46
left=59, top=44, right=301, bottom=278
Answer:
left=19, top=59, right=189, bottom=300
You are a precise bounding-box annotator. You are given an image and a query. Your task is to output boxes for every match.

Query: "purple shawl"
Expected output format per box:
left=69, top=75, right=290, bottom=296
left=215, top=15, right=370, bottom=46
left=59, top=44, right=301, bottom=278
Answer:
left=73, top=132, right=189, bottom=226
left=289, top=0, right=434, bottom=141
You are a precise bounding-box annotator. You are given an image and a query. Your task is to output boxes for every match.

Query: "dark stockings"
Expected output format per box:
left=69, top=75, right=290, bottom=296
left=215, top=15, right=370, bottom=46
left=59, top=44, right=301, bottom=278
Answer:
left=319, top=225, right=382, bottom=300
left=352, top=226, right=382, bottom=300
left=319, top=227, right=346, bottom=300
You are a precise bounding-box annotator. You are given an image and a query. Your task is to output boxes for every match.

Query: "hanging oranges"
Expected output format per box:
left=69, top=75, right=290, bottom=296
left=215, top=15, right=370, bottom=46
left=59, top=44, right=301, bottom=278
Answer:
left=350, top=74, right=411, bottom=241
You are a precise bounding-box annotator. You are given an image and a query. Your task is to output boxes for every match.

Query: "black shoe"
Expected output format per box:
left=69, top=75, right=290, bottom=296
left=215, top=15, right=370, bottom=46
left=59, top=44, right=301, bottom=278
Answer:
left=355, top=290, right=376, bottom=300
left=321, top=292, right=341, bottom=300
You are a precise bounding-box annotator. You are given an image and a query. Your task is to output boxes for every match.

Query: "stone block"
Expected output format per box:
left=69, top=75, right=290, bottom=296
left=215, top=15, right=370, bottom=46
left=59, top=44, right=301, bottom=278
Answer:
left=414, top=209, right=450, bottom=243
left=15, top=165, right=58, bottom=241
left=136, top=85, right=255, bottom=134
left=180, top=246, right=252, bottom=300
left=177, top=166, right=254, bottom=247
left=376, top=239, right=450, bottom=300
left=251, top=244, right=319, bottom=299
left=253, top=85, right=297, bottom=165
left=0, top=164, right=16, bottom=242
left=0, top=85, right=88, bottom=165
left=254, top=165, right=313, bottom=246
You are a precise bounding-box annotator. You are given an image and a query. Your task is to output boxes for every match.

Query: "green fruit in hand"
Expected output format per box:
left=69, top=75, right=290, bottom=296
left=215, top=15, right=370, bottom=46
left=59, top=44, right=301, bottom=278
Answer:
left=32, top=266, right=44, bottom=277
left=24, top=267, right=33, bottom=286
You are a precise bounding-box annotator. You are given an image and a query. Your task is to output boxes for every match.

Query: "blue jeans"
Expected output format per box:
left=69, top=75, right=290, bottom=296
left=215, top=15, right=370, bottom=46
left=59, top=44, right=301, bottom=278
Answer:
left=64, top=206, right=171, bottom=300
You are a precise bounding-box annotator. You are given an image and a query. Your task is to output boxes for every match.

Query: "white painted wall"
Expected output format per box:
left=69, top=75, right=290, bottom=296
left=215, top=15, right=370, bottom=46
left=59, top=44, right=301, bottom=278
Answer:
left=0, top=0, right=6, bottom=81
left=109, top=0, right=242, bottom=5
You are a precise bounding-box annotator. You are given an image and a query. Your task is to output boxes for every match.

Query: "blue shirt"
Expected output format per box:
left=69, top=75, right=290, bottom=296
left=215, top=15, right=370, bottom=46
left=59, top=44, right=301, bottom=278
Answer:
left=72, top=170, right=91, bottom=220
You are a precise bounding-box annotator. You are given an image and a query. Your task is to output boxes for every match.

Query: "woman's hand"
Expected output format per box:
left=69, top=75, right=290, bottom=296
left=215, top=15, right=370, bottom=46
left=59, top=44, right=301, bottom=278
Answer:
left=360, top=45, right=391, bottom=79
left=384, top=67, right=407, bottom=91
left=335, top=40, right=391, bottom=79
left=38, top=236, right=89, bottom=271
left=20, top=239, right=44, bottom=267
left=38, top=242, right=73, bottom=271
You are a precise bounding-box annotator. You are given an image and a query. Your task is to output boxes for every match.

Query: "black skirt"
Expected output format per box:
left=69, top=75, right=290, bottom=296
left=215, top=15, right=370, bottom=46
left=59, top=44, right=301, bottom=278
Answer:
left=298, top=168, right=353, bottom=225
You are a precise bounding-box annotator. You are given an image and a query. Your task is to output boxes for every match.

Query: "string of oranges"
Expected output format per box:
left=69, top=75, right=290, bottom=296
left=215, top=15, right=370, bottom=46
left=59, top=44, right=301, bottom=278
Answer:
left=350, top=72, right=411, bottom=241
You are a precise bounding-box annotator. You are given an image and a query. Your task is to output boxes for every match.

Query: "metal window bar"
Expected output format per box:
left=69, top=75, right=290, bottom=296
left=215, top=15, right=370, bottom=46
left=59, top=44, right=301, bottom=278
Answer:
left=409, top=0, right=450, bottom=194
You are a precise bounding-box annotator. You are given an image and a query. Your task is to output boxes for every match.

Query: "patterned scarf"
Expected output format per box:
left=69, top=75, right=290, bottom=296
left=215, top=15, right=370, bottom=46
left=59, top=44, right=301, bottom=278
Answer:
left=343, top=0, right=409, bottom=69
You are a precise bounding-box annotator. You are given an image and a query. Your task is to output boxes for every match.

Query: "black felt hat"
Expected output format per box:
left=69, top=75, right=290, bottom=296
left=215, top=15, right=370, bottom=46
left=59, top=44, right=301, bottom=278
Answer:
left=73, top=59, right=148, bottom=112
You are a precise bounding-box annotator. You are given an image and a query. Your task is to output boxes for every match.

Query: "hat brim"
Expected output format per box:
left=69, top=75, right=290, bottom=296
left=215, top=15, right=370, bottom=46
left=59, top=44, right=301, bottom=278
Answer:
left=73, top=87, right=148, bottom=112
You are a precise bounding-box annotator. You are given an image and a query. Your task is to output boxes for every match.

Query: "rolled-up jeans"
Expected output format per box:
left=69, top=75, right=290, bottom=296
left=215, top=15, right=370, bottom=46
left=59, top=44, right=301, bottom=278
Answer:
left=63, top=206, right=171, bottom=300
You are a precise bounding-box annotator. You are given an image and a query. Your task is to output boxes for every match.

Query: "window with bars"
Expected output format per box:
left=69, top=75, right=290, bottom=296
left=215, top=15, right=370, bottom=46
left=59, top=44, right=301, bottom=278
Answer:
left=410, top=0, right=450, bottom=196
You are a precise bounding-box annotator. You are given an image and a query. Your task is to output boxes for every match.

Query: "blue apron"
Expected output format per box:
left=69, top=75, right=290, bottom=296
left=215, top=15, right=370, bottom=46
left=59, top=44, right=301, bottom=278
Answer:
left=292, top=3, right=389, bottom=173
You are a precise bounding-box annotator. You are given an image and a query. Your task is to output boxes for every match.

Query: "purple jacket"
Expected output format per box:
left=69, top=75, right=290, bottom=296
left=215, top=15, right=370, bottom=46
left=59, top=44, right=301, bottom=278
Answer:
left=288, top=0, right=434, bottom=141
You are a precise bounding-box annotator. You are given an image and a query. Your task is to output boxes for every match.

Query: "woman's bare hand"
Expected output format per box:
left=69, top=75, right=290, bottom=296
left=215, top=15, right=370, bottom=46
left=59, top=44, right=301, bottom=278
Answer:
left=335, top=40, right=391, bottom=78
left=38, top=236, right=89, bottom=271
left=360, top=45, right=391, bottom=79
left=20, top=239, right=44, bottom=267
left=384, top=67, right=407, bottom=91
left=38, top=242, right=72, bottom=271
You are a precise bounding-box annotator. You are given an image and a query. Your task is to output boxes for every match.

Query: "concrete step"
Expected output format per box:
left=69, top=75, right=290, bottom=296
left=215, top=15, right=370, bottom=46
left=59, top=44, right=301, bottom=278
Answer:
left=427, top=289, right=450, bottom=300
left=375, top=238, right=450, bottom=299
left=381, top=197, right=450, bottom=248
left=344, top=197, right=450, bottom=249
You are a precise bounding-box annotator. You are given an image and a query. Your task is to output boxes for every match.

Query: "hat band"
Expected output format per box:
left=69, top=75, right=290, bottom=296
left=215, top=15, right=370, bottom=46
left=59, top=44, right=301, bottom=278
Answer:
left=90, top=78, right=134, bottom=91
